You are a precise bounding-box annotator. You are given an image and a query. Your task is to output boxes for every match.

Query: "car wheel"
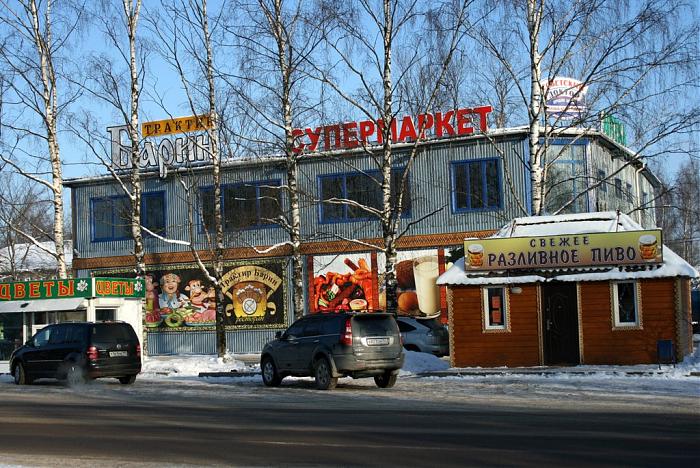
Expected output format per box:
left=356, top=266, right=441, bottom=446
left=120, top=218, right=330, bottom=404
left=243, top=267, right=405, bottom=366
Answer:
left=374, top=371, right=397, bottom=388
left=13, top=363, right=31, bottom=385
left=66, top=363, right=87, bottom=386
left=314, top=357, right=337, bottom=390
left=118, top=375, right=137, bottom=385
left=261, top=356, right=281, bottom=387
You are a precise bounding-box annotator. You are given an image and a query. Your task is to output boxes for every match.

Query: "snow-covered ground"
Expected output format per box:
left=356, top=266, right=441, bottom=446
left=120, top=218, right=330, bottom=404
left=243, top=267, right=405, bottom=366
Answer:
left=2, top=342, right=698, bottom=400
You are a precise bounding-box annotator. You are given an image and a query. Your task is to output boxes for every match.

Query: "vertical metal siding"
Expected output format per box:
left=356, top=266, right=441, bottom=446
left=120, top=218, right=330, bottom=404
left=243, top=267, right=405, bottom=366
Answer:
left=146, top=329, right=279, bottom=355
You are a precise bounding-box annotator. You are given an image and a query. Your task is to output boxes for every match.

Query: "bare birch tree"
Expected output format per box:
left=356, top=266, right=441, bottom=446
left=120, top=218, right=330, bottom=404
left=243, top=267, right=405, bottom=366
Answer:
left=472, top=0, right=699, bottom=216
left=146, top=0, right=229, bottom=356
left=221, top=0, right=325, bottom=319
left=315, top=0, right=475, bottom=311
left=72, top=0, right=147, bottom=277
left=0, top=0, right=83, bottom=278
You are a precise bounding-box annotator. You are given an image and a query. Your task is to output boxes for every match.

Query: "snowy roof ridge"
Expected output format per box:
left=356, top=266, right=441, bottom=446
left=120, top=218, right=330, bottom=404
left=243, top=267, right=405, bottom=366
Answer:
left=0, top=240, right=73, bottom=273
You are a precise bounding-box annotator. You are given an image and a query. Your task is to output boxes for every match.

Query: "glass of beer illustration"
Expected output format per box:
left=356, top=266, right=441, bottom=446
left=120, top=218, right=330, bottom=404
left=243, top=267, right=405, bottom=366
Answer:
left=638, top=235, right=658, bottom=261
left=467, top=244, right=484, bottom=268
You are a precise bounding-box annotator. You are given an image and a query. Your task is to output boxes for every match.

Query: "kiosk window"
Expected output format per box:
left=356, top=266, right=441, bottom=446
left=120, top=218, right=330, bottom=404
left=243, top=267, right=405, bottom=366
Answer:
left=483, top=287, right=508, bottom=331
left=613, top=281, right=640, bottom=327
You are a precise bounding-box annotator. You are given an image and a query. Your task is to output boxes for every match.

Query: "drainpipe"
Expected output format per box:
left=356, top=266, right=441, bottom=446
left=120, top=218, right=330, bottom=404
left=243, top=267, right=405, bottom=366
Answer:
left=635, top=161, right=646, bottom=225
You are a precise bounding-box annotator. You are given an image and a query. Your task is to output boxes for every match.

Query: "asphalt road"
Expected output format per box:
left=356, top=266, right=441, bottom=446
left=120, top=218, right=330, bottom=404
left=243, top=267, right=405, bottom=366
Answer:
left=0, top=376, right=697, bottom=467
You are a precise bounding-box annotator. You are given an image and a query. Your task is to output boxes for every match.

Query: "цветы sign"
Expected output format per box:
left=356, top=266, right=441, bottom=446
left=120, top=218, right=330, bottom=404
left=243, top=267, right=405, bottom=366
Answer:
left=464, top=230, right=663, bottom=271
left=0, top=278, right=145, bottom=301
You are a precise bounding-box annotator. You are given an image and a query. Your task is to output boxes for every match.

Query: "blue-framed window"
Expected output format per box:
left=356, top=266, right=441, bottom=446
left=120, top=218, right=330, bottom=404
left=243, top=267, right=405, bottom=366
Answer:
left=614, top=178, right=622, bottom=197
left=200, top=180, right=282, bottom=231
left=597, top=169, right=607, bottom=193
left=626, top=182, right=633, bottom=203
left=318, top=168, right=411, bottom=223
left=141, top=192, right=166, bottom=236
left=451, top=158, right=502, bottom=212
left=91, top=192, right=166, bottom=242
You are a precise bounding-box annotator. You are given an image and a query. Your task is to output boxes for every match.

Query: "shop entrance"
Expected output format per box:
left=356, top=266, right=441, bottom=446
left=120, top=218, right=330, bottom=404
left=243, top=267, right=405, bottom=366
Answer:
left=542, top=282, right=580, bottom=365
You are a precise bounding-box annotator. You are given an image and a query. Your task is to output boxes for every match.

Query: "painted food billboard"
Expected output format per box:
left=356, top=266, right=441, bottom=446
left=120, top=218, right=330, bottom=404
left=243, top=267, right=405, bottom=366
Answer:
left=99, top=260, right=286, bottom=330
left=310, top=249, right=451, bottom=319
left=311, top=253, right=375, bottom=312
left=378, top=249, right=451, bottom=319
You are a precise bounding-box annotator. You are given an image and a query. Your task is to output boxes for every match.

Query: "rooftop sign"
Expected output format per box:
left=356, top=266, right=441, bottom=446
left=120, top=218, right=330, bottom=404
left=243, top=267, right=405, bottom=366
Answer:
left=464, top=230, right=663, bottom=272
left=291, top=106, right=493, bottom=154
left=542, top=77, right=588, bottom=120
left=0, top=277, right=145, bottom=301
left=108, top=114, right=214, bottom=177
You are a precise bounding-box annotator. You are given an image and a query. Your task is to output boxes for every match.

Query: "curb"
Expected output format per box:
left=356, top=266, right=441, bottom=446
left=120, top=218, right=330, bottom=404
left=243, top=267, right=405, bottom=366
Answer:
left=198, top=371, right=260, bottom=378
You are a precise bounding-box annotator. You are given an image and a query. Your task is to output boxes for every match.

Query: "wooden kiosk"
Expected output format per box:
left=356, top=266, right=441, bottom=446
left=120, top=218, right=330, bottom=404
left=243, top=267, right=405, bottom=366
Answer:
left=438, top=212, right=698, bottom=367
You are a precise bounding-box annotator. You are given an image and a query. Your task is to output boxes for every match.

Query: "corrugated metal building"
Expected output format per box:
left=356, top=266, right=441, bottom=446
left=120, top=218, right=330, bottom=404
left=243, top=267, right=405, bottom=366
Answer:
left=65, top=127, right=660, bottom=356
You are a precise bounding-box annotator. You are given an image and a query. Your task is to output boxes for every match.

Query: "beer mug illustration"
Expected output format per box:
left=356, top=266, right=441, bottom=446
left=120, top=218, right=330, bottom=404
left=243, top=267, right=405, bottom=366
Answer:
left=232, top=282, right=267, bottom=318
left=638, top=235, right=658, bottom=261
left=467, top=244, right=484, bottom=268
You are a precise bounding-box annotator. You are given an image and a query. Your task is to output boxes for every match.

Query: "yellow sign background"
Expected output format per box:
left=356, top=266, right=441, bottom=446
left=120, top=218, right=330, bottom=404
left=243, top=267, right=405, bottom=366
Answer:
left=142, top=114, right=213, bottom=138
left=464, top=230, right=663, bottom=271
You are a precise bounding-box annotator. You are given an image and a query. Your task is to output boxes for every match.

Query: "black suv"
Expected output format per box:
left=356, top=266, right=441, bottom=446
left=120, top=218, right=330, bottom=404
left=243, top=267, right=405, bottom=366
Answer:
left=261, top=312, right=404, bottom=390
left=10, top=322, right=142, bottom=386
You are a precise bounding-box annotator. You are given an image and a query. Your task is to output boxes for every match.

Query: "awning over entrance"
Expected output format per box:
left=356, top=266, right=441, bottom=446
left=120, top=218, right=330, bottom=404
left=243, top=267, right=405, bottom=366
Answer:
left=0, top=297, right=86, bottom=313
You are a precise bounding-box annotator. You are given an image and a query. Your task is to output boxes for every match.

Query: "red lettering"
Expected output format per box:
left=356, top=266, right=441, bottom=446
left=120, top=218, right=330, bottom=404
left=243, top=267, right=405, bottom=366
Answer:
left=305, top=127, right=322, bottom=151
left=417, top=113, right=434, bottom=137
left=124, top=282, right=134, bottom=296
left=390, top=118, right=398, bottom=143
left=323, top=125, right=341, bottom=151
left=398, top=116, right=417, bottom=142
left=473, top=105, right=492, bottom=132
left=291, top=128, right=305, bottom=154
left=58, top=280, right=74, bottom=297
left=435, top=111, right=455, bottom=137
left=456, top=108, right=473, bottom=135
left=42, top=281, right=55, bottom=297
left=342, top=122, right=359, bottom=148
left=29, top=282, right=40, bottom=298
left=14, top=283, right=26, bottom=299
left=358, top=120, right=375, bottom=143
left=0, top=284, right=10, bottom=300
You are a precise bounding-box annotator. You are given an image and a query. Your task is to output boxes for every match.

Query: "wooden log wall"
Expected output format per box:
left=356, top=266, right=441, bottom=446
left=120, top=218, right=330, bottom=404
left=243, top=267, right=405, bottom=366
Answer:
left=450, top=284, right=540, bottom=367
left=579, top=279, right=677, bottom=365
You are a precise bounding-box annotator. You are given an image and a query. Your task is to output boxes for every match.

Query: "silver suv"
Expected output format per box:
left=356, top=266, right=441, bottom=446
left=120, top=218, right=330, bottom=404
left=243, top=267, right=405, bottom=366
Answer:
left=396, top=316, right=449, bottom=357
left=261, top=312, right=404, bottom=390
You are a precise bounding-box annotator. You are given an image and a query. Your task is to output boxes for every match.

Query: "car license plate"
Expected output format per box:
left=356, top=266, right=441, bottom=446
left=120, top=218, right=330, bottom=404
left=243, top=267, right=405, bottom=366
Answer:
left=109, top=351, right=128, bottom=357
left=366, top=337, right=389, bottom=346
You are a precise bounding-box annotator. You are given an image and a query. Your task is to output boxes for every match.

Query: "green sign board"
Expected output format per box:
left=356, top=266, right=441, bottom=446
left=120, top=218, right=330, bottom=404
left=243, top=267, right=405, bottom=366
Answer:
left=0, top=277, right=144, bottom=301
left=602, top=115, right=626, bottom=146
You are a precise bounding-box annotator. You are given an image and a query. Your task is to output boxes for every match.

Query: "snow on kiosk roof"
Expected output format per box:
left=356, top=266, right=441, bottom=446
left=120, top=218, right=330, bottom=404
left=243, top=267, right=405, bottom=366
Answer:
left=437, top=211, right=699, bottom=286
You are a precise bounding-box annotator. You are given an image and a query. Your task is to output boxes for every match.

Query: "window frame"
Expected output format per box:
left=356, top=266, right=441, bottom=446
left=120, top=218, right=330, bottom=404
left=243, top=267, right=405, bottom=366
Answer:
left=611, top=281, right=642, bottom=329
left=199, top=179, right=282, bottom=232
left=317, top=168, right=411, bottom=224
left=481, top=286, right=510, bottom=332
left=597, top=169, right=607, bottom=193
left=450, top=157, right=503, bottom=214
left=141, top=191, right=167, bottom=238
left=91, top=192, right=166, bottom=242
left=90, top=195, right=132, bottom=242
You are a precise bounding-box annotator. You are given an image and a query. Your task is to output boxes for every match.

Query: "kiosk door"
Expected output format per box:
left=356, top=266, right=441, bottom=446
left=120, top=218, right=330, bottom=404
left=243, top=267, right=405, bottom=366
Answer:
left=542, top=282, right=580, bottom=365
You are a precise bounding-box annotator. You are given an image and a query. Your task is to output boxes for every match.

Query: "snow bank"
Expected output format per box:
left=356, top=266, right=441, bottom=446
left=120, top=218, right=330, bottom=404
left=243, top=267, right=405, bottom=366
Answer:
left=141, top=354, right=251, bottom=377
left=400, top=351, right=450, bottom=375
